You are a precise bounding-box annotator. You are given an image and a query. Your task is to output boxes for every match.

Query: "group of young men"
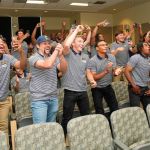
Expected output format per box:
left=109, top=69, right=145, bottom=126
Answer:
left=0, top=22, right=150, bottom=145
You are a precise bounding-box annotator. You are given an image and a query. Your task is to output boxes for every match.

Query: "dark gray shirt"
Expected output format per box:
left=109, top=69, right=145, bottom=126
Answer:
left=29, top=52, right=59, bottom=101
left=127, top=54, right=150, bottom=87
left=0, top=54, right=17, bottom=100
left=88, top=54, right=116, bottom=88
left=11, top=75, right=30, bottom=93
left=110, top=41, right=130, bottom=66
left=62, top=49, right=89, bottom=91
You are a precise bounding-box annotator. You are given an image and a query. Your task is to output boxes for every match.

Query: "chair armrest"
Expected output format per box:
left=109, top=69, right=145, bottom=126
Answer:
left=133, top=143, right=150, bottom=150
left=114, top=139, right=130, bottom=150
left=10, top=120, right=17, bottom=150
left=10, top=112, right=16, bottom=120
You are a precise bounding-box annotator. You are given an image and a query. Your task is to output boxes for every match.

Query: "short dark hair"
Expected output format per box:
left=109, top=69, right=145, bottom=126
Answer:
left=0, top=35, right=6, bottom=42
left=143, top=32, right=148, bottom=42
left=115, top=31, right=124, bottom=37
left=95, top=40, right=106, bottom=47
left=16, top=29, right=25, bottom=35
left=137, top=42, right=145, bottom=53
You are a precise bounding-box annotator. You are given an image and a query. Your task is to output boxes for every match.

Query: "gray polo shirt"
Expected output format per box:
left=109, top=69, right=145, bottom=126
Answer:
left=61, top=49, right=89, bottom=92
left=11, top=75, right=30, bottom=93
left=0, top=54, right=17, bottom=100
left=87, top=53, right=116, bottom=88
left=110, top=41, right=130, bottom=66
left=127, top=54, right=150, bottom=87
left=29, top=52, right=59, bottom=101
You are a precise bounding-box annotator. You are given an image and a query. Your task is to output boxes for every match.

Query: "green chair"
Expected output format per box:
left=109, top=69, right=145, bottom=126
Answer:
left=15, top=122, right=65, bottom=150
left=111, top=107, right=150, bottom=150
left=67, top=114, right=114, bottom=150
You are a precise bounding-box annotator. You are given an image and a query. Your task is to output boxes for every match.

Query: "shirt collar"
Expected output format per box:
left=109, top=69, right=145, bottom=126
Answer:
left=71, top=48, right=81, bottom=55
left=140, top=53, right=149, bottom=59
left=115, top=41, right=125, bottom=44
left=97, top=53, right=108, bottom=60
left=37, top=52, right=50, bottom=58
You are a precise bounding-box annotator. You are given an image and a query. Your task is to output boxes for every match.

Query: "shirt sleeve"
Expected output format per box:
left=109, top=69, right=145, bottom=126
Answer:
left=87, top=59, right=96, bottom=72
left=110, top=43, right=116, bottom=51
left=111, top=55, right=117, bottom=68
left=29, top=55, right=40, bottom=67
left=127, top=55, right=139, bottom=68
left=9, top=55, right=18, bottom=66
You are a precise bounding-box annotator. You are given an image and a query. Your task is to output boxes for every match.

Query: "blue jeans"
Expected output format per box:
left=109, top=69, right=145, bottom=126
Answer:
left=31, top=98, right=58, bottom=124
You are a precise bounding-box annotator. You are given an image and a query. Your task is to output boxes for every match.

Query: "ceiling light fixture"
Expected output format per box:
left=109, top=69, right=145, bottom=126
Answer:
left=113, top=8, right=117, bottom=11
left=14, top=9, right=19, bottom=12
left=26, top=0, right=46, bottom=4
left=44, top=10, right=48, bottom=13
left=70, top=3, right=88, bottom=6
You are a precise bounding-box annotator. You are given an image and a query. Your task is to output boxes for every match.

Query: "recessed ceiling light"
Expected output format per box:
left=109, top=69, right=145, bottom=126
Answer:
left=26, top=0, right=47, bottom=4
left=70, top=3, right=88, bottom=6
left=44, top=10, right=48, bottom=13
left=14, top=9, right=19, bottom=12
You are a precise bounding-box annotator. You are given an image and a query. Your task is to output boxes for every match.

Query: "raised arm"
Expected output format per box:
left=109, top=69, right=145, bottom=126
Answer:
left=57, top=44, right=68, bottom=74
left=18, top=33, right=30, bottom=44
left=34, top=44, right=61, bottom=69
left=124, top=64, right=141, bottom=94
left=61, top=20, right=67, bottom=42
left=13, top=41, right=26, bottom=71
left=138, top=24, right=143, bottom=41
left=83, top=25, right=91, bottom=48
left=31, top=23, right=40, bottom=45
left=91, top=20, right=108, bottom=45
left=125, top=24, right=134, bottom=39
left=63, top=25, right=84, bottom=55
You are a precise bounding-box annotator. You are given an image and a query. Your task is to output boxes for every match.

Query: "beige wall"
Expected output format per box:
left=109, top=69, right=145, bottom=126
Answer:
left=80, top=13, right=113, bottom=27
left=42, top=17, right=71, bottom=30
left=113, top=1, right=150, bottom=26
left=41, top=12, right=81, bottom=30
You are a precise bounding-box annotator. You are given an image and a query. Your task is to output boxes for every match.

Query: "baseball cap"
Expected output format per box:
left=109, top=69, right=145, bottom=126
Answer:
left=36, top=35, right=51, bottom=44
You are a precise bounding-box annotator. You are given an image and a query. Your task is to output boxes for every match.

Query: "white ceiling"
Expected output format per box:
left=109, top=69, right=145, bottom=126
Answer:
left=0, top=0, right=149, bottom=15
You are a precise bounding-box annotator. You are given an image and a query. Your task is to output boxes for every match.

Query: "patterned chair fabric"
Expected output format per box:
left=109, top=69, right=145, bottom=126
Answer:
left=15, top=123, right=65, bottom=150
left=146, top=104, right=150, bottom=126
left=15, top=92, right=32, bottom=122
left=0, top=131, right=8, bottom=150
left=67, top=114, right=114, bottom=150
left=111, top=107, right=150, bottom=149
left=111, top=81, right=129, bottom=106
